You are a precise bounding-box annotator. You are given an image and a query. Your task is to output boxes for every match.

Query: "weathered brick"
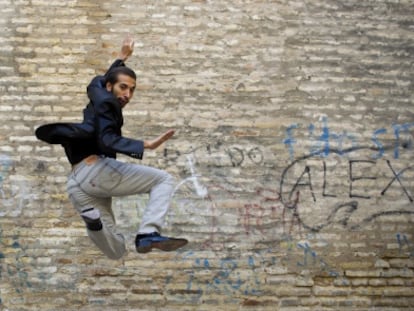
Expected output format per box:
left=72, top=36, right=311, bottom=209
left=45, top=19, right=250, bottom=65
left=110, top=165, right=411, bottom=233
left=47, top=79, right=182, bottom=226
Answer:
left=0, top=0, right=414, bottom=310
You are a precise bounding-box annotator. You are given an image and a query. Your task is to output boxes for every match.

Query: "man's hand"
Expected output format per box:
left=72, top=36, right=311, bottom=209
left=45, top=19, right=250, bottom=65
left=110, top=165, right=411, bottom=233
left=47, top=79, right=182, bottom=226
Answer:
left=118, top=34, right=134, bottom=61
left=144, top=129, right=175, bottom=150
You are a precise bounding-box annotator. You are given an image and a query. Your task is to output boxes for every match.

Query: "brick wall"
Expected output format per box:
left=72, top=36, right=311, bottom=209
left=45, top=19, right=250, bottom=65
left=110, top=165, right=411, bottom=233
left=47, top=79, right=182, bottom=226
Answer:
left=0, top=0, right=413, bottom=310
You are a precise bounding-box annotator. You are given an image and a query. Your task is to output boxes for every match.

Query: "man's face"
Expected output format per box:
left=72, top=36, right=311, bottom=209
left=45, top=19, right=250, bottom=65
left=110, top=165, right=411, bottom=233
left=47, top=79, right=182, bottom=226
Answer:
left=106, top=73, right=136, bottom=108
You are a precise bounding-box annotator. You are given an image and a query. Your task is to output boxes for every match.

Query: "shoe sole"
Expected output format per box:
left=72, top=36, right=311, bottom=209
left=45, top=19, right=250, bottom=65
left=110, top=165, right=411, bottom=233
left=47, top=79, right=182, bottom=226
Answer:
left=136, top=238, right=188, bottom=254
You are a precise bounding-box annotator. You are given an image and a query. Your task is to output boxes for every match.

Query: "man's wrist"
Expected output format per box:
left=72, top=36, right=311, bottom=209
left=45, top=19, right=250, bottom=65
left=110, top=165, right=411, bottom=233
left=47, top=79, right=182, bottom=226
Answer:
left=117, top=54, right=128, bottom=62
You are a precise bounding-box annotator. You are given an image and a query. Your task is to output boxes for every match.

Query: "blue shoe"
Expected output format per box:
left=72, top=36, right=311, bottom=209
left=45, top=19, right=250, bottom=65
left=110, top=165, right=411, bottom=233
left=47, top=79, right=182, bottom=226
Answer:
left=135, top=232, right=188, bottom=253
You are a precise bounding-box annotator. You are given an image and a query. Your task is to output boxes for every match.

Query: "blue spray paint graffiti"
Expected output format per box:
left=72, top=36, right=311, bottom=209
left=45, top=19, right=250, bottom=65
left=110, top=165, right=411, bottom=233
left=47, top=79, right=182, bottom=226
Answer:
left=0, top=233, right=33, bottom=293
left=296, top=242, right=347, bottom=283
left=171, top=249, right=277, bottom=299
left=170, top=239, right=347, bottom=301
left=392, top=123, right=414, bottom=159
left=371, top=128, right=387, bottom=159
left=284, top=118, right=414, bottom=160
left=284, top=124, right=299, bottom=159
left=0, top=155, right=12, bottom=198
left=0, top=226, right=65, bottom=299
left=397, top=233, right=414, bottom=258
left=308, top=117, right=357, bottom=157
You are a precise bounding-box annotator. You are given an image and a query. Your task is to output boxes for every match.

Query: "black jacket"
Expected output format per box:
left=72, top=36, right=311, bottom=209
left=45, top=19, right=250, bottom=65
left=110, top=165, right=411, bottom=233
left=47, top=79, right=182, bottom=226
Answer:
left=35, top=60, right=144, bottom=164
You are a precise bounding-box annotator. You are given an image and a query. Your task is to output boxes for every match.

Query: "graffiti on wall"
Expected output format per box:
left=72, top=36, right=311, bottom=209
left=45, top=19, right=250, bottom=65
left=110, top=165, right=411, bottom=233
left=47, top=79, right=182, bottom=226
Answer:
left=164, top=119, right=413, bottom=243
left=0, top=224, right=82, bottom=299
left=154, top=118, right=414, bottom=294
left=397, top=233, right=414, bottom=258
left=280, top=153, right=414, bottom=232
left=0, top=225, right=32, bottom=296
left=153, top=116, right=414, bottom=299
left=164, top=235, right=351, bottom=302
left=164, top=142, right=265, bottom=168
left=283, top=117, right=414, bottom=160
left=0, top=154, right=56, bottom=297
left=1, top=117, right=411, bottom=297
left=167, top=229, right=411, bottom=301
left=280, top=118, right=414, bottom=233
left=0, top=155, right=35, bottom=217
left=0, top=155, right=13, bottom=199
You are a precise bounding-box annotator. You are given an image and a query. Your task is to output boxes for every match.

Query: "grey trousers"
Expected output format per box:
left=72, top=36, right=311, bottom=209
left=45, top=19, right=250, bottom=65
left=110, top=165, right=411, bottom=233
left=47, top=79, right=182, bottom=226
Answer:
left=67, top=156, right=175, bottom=259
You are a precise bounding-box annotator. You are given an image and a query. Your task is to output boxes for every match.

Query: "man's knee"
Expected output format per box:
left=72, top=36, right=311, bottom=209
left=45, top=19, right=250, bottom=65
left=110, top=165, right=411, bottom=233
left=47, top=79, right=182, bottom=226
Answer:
left=81, top=207, right=103, bottom=231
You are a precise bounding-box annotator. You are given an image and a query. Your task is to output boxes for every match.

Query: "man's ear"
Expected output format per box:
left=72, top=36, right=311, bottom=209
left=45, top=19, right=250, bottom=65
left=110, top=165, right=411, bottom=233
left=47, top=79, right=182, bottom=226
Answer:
left=105, top=82, right=113, bottom=92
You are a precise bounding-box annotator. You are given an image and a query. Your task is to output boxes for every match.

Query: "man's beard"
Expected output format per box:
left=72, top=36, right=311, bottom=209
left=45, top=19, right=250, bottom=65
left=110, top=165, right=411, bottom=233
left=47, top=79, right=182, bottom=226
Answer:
left=109, top=87, right=127, bottom=108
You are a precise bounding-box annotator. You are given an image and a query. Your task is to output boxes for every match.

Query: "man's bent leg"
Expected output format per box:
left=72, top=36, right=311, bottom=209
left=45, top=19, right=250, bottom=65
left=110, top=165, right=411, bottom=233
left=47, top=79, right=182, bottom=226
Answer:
left=138, top=172, right=175, bottom=234
left=88, top=158, right=176, bottom=234
left=67, top=169, right=126, bottom=260
left=72, top=157, right=187, bottom=253
left=82, top=198, right=126, bottom=260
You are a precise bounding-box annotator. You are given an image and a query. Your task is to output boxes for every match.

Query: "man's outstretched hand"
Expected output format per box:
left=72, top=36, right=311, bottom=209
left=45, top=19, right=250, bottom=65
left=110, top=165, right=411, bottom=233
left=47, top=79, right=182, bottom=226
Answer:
left=144, top=129, right=175, bottom=150
left=118, top=34, right=134, bottom=61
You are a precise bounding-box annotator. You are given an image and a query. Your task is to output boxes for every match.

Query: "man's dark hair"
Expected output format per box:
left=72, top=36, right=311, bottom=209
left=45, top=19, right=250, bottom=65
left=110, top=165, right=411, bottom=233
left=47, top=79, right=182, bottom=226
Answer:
left=105, top=66, right=136, bottom=85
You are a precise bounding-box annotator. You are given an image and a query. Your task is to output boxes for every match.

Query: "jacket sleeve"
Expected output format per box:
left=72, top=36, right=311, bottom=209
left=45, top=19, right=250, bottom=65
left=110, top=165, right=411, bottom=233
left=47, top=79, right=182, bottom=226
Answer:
left=105, top=59, right=125, bottom=75
left=87, top=60, right=145, bottom=160
left=93, top=97, right=145, bottom=159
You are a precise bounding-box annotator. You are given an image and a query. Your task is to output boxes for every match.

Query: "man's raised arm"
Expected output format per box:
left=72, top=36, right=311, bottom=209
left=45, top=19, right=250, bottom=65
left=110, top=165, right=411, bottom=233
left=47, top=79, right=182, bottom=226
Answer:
left=87, top=35, right=135, bottom=101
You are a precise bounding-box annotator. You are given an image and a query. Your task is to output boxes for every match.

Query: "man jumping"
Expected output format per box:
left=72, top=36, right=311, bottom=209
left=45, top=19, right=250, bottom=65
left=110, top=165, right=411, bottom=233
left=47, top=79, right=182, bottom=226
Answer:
left=35, top=36, right=187, bottom=260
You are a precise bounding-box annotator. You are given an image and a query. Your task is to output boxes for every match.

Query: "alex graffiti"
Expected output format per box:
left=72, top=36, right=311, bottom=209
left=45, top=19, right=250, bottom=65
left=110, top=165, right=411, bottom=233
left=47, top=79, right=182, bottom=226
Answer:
left=279, top=149, right=414, bottom=232
left=281, top=156, right=414, bottom=203
left=283, top=117, right=414, bottom=160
